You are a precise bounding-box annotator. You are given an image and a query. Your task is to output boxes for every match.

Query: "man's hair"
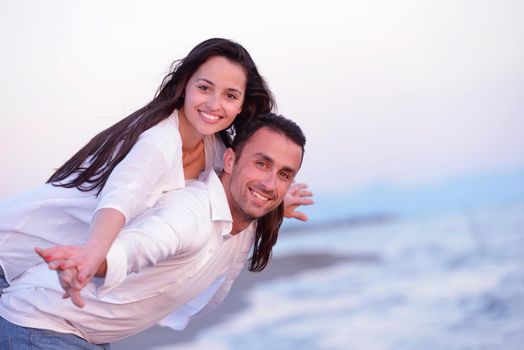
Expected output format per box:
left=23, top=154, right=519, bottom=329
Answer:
left=232, top=112, right=306, bottom=164
left=232, top=113, right=306, bottom=272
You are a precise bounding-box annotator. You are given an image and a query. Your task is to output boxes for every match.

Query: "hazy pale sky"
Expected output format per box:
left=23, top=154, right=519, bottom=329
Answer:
left=1, top=0, right=523, bottom=198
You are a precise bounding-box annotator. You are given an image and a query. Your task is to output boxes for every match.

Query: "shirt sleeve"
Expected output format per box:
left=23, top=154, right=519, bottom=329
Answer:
left=94, top=122, right=183, bottom=223
left=97, top=189, right=210, bottom=295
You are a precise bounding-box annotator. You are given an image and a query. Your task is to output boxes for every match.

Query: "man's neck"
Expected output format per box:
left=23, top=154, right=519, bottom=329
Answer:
left=230, top=220, right=252, bottom=236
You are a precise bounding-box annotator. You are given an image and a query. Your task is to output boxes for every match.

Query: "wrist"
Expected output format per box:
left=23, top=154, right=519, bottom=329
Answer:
left=84, top=240, right=109, bottom=255
left=95, top=260, right=108, bottom=278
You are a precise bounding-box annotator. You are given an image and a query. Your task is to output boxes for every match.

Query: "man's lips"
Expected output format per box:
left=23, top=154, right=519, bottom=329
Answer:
left=249, top=186, right=274, bottom=203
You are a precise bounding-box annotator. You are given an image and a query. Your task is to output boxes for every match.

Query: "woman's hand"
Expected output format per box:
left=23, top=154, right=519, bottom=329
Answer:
left=283, top=182, right=314, bottom=221
left=35, top=244, right=105, bottom=285
left=35, top=208, right=124, bottom=286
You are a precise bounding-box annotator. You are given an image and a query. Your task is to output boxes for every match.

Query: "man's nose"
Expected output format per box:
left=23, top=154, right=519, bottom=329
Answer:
left=260, top=171, right=278, bottom=192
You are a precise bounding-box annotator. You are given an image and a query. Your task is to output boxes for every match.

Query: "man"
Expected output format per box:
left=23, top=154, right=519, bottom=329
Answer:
left=0, top=113, right=306, bottom=348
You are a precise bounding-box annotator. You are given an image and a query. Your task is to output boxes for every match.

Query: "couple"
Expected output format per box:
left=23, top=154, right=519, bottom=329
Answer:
left=0, top=112, right=306, bottom=348
left=0, top=38, right=311, bottom=348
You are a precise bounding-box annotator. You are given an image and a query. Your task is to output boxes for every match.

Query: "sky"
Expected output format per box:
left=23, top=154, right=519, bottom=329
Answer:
left=1, top=0, right=523, bottom=199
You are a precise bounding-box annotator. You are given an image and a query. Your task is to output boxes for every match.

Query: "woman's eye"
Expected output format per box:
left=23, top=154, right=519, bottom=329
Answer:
left=227, top=93, right=238, bottom=100
left=198, top=85, right=209, bottom=92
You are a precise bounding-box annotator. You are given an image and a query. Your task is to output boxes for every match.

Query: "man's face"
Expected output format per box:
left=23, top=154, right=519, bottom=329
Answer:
left=224, top=128, right=303, bottom=224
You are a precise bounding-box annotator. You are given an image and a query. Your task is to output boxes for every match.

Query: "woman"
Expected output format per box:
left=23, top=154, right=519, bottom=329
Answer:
left=0, top=38, right=313, bottom=294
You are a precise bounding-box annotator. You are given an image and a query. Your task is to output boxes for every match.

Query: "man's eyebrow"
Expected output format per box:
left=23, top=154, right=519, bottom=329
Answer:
left=255, top=153, right=274, bottom=164
left=196, top=78, right=243, bottom=95
left=255, top=153, right=297, bottom=176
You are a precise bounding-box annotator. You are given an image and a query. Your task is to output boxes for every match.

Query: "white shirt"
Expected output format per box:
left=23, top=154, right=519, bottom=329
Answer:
left=0, top=109, right=226, bottom=283
left=0, top=170, right=256, bottom=344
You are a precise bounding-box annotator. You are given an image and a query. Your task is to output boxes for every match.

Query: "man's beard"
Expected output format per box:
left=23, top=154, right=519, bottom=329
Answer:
left=228, top=166, right=277, bottom=223
left=231, top=197, right=257, bottom=223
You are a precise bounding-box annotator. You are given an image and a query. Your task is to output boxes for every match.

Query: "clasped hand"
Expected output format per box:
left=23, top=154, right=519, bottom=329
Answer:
left=35, top=245, right=106, bottom=308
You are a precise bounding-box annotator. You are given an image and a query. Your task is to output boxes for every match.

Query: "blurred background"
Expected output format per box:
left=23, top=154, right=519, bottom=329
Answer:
left=1, top=1, right=523, bottom=349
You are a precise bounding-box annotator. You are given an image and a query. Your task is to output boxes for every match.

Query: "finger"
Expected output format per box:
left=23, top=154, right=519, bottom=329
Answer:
left=295, top=190, right=314, bottom=198
left=76, top=269, right=91, bottom=284
left=290, top=212, right=309, bottom=222
left=291, top=183, right=309, bottom=190
left=68, top=288, right=85, bottom=308
left=56, top=258, right=82, bottom=270
left=50, top=259, right=75, bottom=271
left=286, top=197, right=314, bottom=207
left=62, top=291, right=70, bottom=299
left=36, top=249, right=70, bottom=263
left=58, top=268, right=74, bottom=285
left=35, top=247, right=45, bottom=257
left=296, top=197, right=315, bottom=205
left=71, top=269, right=90, bottom=288
left=35, top=247, right=54, bottom=262
left=48, top=261, right=62, bottom=270
left=58, top=268, right=76, bottom=288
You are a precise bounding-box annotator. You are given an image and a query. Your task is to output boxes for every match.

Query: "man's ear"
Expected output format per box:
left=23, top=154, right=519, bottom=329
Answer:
left=223, top=148, right=236, bottom=175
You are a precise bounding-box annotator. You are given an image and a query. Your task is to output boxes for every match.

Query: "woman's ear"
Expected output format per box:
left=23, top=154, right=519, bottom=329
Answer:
left=223, top=148, right=236, bottom=174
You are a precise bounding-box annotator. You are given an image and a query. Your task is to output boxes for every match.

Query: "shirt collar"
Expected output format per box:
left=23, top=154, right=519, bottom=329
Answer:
left=199, top=170, right=234, bottom=237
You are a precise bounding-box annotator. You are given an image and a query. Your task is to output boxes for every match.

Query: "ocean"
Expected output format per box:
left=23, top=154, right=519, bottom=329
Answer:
left=151, top=203, right=524, bottom=350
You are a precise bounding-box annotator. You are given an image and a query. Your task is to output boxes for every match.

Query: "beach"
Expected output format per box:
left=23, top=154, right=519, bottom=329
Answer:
left=113, top=204, right=524, bottom=350
left=112, top=251, right=364, bottom=350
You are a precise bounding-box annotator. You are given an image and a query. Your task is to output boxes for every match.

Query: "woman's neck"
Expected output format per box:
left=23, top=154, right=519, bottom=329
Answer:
left=178, top=108, right=205, bottom=152
left=177, top=108, right=206, bottom=179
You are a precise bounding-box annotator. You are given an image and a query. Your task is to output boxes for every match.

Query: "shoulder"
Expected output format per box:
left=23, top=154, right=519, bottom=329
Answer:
left=151, top=181, right=210, bottom=226
left=127, top=113, right=182, bottom=170
left=140, top=114, right=181, bottom=149
left=152, top=184, right=214, bottom=250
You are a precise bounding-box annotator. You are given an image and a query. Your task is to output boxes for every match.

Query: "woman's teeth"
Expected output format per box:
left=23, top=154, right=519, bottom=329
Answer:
left=201, top=112, right=220, bottom=121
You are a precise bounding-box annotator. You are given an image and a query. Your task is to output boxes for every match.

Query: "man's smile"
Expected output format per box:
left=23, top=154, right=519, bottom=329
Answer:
left=249, top=186, right=272, bottom=203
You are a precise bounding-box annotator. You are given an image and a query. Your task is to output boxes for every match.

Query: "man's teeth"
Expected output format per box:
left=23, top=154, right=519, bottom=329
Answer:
left=201, top=112, right=220, bottom=121
left=251, top=189, right=269, bottom=201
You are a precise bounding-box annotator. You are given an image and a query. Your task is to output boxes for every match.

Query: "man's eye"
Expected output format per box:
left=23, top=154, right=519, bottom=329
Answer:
left=256, top=161, right=267, bottom=169
left=279, top=172, right=291, bottom=181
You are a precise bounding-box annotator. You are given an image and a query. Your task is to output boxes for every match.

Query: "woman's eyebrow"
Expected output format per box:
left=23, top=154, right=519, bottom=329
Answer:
left=195, top=78, right=243, bottom=95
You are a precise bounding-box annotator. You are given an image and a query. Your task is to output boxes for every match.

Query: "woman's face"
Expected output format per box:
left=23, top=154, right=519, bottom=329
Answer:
left=181, top=56, right=246, bottom=137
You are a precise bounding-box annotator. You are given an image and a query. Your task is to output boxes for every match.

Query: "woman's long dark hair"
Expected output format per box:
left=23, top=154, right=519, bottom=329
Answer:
left=248, top=204, right=284, bottom=272
left=47, top=38, right=275, bottom=194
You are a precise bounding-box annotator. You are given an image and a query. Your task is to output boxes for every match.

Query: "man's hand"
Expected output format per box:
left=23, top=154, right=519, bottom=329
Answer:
left=55, top=262, right=86, bottom=308
left=35, top=247, right=109, bottom=308
left=283, top=183, right=314, bottom=221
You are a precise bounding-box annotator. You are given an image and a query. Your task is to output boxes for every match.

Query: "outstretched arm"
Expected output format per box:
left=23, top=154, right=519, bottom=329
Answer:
left=36, top=207, right=125, bottom=285
left=37, top=192, right=205, bottom=300
left=283, top=182, right=314, bottom=221
left=37, top=131, right=179, bottom=285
